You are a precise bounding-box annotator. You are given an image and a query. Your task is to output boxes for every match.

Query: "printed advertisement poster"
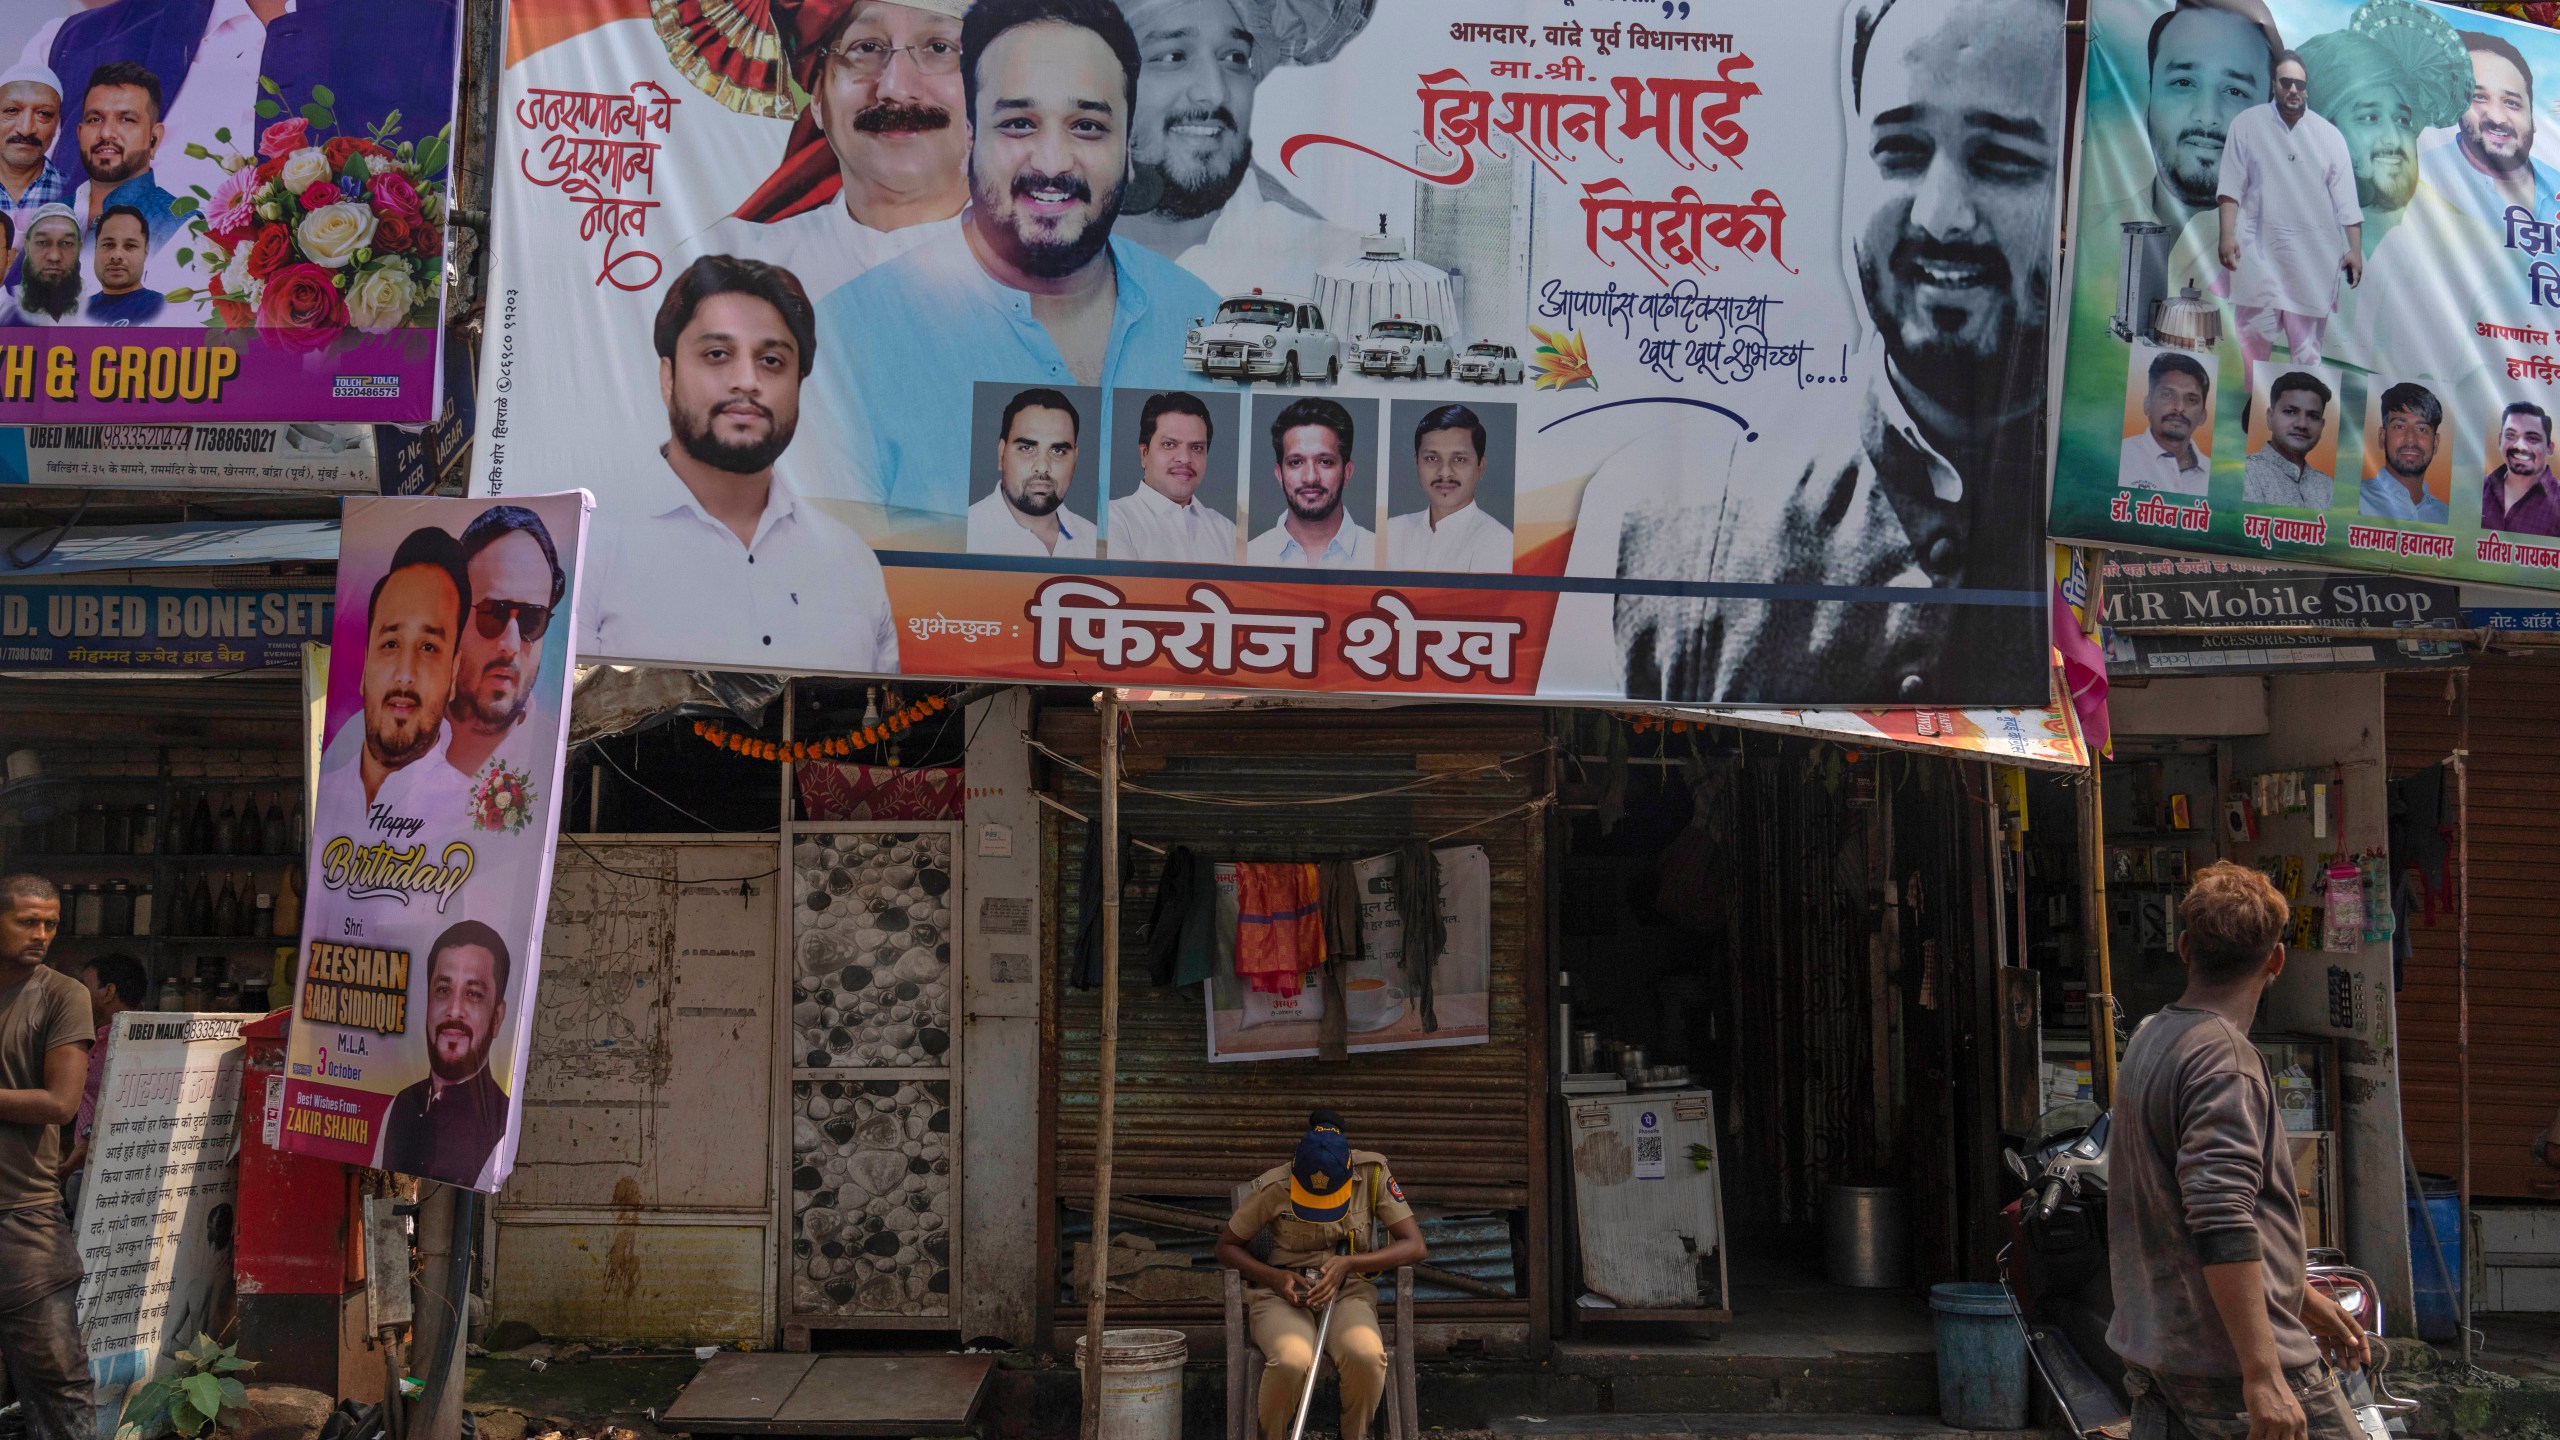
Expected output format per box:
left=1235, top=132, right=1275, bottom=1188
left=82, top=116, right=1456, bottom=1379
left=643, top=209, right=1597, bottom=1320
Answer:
left=71, top=1012, right=249, bottom=1434
left=2054, top=0, right=2560, bottom=591
left=0, top=423, right=376, bottom=490
left=275, top=492, right=589, bottom=1192
left=0, top=0, right=463, bottom=423
left=477, top=0, right=2060, bottom=705
left=1205, top=847, right=1491, bottom=1062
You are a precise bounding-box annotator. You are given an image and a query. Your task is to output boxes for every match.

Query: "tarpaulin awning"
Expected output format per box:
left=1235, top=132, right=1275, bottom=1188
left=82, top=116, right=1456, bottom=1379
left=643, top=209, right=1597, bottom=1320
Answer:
left=1118, top=690, right=2088, bottom=771
left=0, top=519, right=340, bottom=577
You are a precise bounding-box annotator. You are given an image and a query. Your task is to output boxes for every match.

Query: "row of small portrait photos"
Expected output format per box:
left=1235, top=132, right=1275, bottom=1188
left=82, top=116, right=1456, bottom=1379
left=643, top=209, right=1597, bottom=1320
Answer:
left=963, top=385, right=1522, bottom=573
left=2120, top=344, right=2560, bottom=537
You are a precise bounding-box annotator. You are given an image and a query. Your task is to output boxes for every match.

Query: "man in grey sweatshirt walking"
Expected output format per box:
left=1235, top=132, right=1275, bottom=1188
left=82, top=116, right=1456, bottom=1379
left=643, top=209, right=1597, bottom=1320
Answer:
left=2107, top=861, right=2370, bottom=1440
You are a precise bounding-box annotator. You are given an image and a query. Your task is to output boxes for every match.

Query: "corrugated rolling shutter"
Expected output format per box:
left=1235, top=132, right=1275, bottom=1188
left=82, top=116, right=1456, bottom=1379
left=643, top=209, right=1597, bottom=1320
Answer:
left=2386, top=661, right=2560, bottom=1201
left=1038, top=706, right=1549, bottom=1342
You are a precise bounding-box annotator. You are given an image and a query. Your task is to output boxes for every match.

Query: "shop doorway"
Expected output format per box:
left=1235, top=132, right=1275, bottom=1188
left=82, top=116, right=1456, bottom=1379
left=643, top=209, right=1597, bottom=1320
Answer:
left=1554, top=728, right=2011, bottom=1324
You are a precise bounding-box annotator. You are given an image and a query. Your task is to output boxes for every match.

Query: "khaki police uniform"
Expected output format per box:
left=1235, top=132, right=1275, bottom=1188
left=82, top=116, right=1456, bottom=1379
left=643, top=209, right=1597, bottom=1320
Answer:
left=1226, top=1149, right=1413, bottom=1439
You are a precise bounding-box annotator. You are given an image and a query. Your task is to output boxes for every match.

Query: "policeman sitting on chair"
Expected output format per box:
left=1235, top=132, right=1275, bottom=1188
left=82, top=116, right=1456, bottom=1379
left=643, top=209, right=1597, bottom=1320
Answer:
left=1214, top=1108, right=1430, bottom=1440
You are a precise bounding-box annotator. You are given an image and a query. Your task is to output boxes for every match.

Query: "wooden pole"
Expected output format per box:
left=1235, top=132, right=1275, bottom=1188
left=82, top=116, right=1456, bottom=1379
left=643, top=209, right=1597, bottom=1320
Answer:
left=2456, top=675, right=2473, bottom=1372
left=1080, top=688, right=1124, bottom=1440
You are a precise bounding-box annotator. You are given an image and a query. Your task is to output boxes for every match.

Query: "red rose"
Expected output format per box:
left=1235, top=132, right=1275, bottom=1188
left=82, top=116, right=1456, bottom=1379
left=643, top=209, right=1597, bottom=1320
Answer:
left=298, top=180, right=341, bottom=209
left=214, top=297, right=256, bottom=329
left=323, top=136, right=391, bottom=172
left=368, top=171, right=424, bottom=222
left=255, top=263, right=347, bottom=353
left=373, top=213, right=415, bottom=255
left=207, top=213, right=254, bottom=251
left=416, top=221, right=443, bottom=257
left=244, top=224, right=293, bottom=280
left=255, top=155, right=287, bottom=185
left=257, top=117, right=310, bottom=161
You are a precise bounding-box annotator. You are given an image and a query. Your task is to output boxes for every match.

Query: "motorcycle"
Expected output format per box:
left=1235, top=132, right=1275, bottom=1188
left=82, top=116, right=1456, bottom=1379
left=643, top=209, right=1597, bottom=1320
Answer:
left=2000, top=1104, right=2419, bottom=1440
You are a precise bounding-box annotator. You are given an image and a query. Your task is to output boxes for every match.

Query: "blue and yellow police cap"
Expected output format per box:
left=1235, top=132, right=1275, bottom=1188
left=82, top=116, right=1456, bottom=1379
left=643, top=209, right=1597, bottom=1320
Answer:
left=1288, top=1123, right=1354, bottom=1223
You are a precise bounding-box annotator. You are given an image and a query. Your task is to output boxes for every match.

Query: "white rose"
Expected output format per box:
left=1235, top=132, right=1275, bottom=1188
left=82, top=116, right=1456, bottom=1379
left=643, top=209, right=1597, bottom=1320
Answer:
left=296, top=202, right=378, bottom=269
left=344, top=264, right=419, bottom=334
left=279, top=146, right=332, bottom=196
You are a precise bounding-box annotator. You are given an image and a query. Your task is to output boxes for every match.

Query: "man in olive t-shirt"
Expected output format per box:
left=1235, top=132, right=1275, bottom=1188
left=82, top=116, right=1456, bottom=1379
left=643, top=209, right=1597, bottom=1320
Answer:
left=0, top=874, right=94, bottom=1438
left=2106, top=863, right=2365, bottom=1440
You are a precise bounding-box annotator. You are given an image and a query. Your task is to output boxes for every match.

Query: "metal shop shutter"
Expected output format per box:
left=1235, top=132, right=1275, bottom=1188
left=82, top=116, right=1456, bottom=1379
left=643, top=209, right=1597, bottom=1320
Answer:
left=1038, top=706, right=1549, bottom=1336
left=2387, top=661, right=2560, bottom=1202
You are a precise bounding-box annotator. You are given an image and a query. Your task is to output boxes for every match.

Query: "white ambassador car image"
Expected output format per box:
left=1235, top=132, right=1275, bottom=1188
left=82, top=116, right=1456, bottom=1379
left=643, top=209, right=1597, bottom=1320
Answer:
left=1356, top=318, right=1452, bottom=378
left=1455, top=341, right=1525, bottom=384
left=1185, top=292, right=1343, bottom=384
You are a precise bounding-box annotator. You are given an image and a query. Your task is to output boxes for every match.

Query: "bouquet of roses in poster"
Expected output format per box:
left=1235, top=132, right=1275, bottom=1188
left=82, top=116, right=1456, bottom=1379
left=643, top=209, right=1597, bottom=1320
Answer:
left=166, top=81, right=451, bottom=354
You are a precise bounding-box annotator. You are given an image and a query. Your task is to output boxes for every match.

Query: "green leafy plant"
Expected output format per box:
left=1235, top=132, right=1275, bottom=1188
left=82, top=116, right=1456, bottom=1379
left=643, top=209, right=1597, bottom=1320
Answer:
left=115, top=1334, right=256, bottom=1439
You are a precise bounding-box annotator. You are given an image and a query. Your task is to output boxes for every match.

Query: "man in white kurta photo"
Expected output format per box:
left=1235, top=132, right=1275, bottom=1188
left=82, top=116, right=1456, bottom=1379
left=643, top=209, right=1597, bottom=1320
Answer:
left=967, top=387, right=1098, bottom=558
left=2217, top=49, right=2362, bottom=372
left=1383, top=403, right=1513, bottom=573
left=1108, top=390, right=1237, bottom=563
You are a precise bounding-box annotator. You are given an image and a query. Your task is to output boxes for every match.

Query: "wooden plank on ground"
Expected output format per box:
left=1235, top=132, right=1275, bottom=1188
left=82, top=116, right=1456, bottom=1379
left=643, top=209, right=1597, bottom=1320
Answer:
left=658, top=1353, right=817, bottom=1427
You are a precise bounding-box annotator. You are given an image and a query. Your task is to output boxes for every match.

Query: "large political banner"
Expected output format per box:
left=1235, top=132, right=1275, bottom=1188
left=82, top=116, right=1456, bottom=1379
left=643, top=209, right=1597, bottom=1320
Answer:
left=275, top=492, right=589, bottom=1193
left=2053, top=0, right=2560, bottom=591
left=0, top=0, right=463, bottom=424
left=474, top=0, right=2062, bottom=706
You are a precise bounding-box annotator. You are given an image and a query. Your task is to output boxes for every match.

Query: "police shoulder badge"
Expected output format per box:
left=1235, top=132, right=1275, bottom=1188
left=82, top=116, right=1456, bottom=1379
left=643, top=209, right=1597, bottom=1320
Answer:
left=1387, top=1177, right=1404, bottom=1202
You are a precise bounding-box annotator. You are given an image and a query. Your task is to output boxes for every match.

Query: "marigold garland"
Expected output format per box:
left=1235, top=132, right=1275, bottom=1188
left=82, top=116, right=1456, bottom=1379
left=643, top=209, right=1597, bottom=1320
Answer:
left=692, top=693, right=949, bottom=763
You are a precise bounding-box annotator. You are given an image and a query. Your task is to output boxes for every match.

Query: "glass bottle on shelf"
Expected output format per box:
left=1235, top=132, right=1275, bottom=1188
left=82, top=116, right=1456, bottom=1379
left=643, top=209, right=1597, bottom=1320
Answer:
left=102, top=879, right=132, bottom=936
left=239, top=793, right=263, bottom=856
left=187, top=869, right=214, bottom=935
left=288, top=793, right=304, bottom=853
left=186, top=792, right=214, bottom=853
left=251, top=888, right=273, bottom=939
left=76, top=802, right=106, bottom=854
left=132, top=802, right=157, bottom=855
left=271, top=865, right=302, bottom=940
left=213, top=793, right=238, bottom=855
left=131, top=881, right=152, bottom=937
left=72, top=882, right=102, bottom=936
left=212, top=872, right=240, bottom=937
left=104, top=803, right=131, bottom=854
left=264, top=793, right=288, bottom=855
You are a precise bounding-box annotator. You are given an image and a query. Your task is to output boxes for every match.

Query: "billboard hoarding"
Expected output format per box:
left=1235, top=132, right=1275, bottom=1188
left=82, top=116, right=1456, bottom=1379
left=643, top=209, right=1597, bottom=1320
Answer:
left=2053, top=0, right=2560, bottom=592
left=476, top=0, right=2062, bottom=706
left=0, top=0, right=465, bottom=423
left=275, top=492, right=589, bottom=1193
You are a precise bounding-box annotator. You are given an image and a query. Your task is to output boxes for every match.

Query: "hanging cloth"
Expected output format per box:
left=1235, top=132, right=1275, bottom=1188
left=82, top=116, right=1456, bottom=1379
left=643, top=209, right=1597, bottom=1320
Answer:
left=1071, top=817, right=1105, bottom=988
left=1143, top=846, right=1206, bottom=986
left=1235, top=863, right=1324, bottom=996
left=1394, top=842, right=1445, bottom=1032
left=1316, top=861, right=1362, bottom=1061
left=1171, top=853, right=1224, bottom=991
left=2387, top=763, right=2453, bottom=921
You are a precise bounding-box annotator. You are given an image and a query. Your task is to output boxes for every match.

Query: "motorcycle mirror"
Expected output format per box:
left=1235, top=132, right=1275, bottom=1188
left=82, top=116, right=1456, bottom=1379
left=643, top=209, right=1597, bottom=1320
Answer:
left=2003, top=1148, right=2028, bottom=1182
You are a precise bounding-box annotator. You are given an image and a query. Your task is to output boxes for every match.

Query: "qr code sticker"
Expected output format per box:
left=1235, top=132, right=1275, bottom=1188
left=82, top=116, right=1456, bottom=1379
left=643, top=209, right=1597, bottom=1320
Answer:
left=1636, top=1134, right=1662, bottom=1165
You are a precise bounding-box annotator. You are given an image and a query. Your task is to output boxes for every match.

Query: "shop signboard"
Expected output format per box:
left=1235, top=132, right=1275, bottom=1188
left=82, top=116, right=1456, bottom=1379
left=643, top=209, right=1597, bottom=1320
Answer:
left=275, top=493, right=590, bottom=1193
left=0, top=580, right=331, bottom=672
left=70, top=1012, right=251, bottom=1433
left=0, top=0, right=464, bottom=423
left=0, top=424, right=376, bottom=491
left=2096, top=551, right=2464, bottom=676
left=2051, top=0, right=2560, bottom=593
left=475, top=0, right=2063, bottom=706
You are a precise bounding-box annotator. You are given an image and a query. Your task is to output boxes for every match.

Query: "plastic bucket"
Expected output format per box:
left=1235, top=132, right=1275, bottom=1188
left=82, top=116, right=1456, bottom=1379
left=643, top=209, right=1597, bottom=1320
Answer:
left=1930, top=1282, right=2028, bottom=1430
left=1073, top=1327, right=1188, bottom=1440
left=2409, top=1174, right=2464, bottom=1343
left=1826, top=1184, right=1912, bottom=1288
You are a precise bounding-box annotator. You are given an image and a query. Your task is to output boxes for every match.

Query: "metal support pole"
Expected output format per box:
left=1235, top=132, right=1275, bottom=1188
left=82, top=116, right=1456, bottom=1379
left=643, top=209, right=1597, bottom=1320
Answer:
left=1080, top=689, right=1124, bottom=1440
left=2455, top=676, right=2473, bottom=1372
left=2080, top=757, right=2118, bottom=1107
